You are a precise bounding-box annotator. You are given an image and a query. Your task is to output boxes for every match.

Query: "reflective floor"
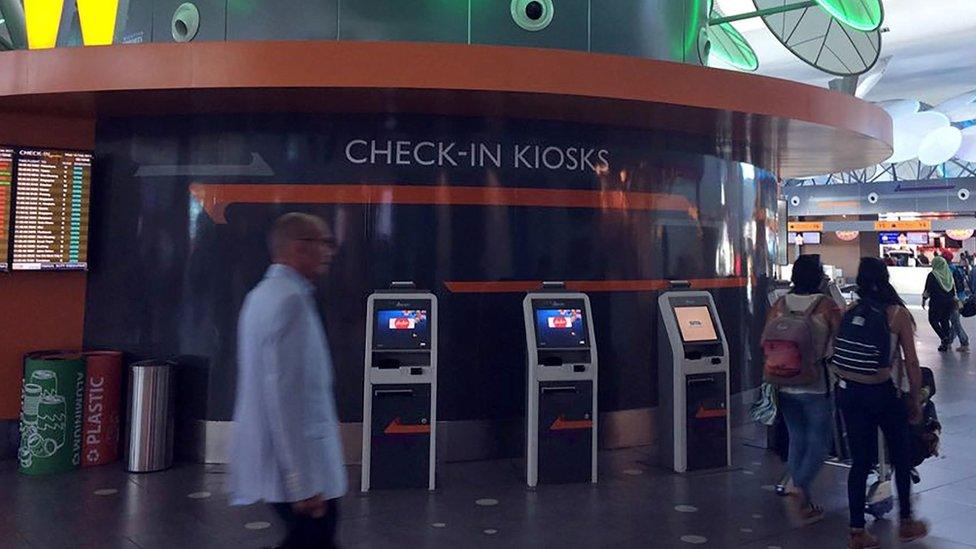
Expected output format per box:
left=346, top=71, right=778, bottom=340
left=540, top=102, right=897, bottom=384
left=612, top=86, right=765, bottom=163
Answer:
left=2, top=302, right=976, bottom=548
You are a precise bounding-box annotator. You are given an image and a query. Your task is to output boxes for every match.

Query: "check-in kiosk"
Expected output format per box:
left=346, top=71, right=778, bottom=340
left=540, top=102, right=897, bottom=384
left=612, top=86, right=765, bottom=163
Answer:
left=658, top=285, right=730, bottom=473
left=524, top=284, right=598, bottom=487
left=362, top=283, right=437, bottom=491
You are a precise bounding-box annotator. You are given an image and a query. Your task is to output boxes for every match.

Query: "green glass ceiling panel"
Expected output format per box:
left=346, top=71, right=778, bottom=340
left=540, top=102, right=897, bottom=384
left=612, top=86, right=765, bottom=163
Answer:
left=814, top=0, right=883, bottom=31
left=702, top=16, right=759, bottom=71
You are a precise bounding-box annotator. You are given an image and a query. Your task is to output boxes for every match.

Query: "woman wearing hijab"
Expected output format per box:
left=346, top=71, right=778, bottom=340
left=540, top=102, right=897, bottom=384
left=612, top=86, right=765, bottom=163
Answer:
left=922, top=256, right=956, bottom=351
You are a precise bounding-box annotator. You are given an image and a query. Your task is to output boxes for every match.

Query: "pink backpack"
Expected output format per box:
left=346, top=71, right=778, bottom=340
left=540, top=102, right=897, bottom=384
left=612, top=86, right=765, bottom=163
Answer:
left=761, top=295, right=825, bottom=386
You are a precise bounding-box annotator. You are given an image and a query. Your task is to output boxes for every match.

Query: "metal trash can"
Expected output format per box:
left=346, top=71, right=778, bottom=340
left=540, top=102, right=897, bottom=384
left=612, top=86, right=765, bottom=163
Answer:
left=126, top=360, right=176, bottom=473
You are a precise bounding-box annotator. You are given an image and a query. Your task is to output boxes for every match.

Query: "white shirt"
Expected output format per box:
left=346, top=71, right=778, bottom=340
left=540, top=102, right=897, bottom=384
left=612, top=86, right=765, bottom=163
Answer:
left=229, top=264, right=348, bottom=504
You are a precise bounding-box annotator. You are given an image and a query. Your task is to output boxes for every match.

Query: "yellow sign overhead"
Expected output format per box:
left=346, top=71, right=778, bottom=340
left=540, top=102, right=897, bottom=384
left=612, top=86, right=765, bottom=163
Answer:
left=77, top=0, right=119, bottom=46
left=788, top=222, right=823, bottom=232
left=874, top=220, right=931, bottom=231
left=24, top=0, right=64, bottom=49
left=24, top=0, right=118, bottom=49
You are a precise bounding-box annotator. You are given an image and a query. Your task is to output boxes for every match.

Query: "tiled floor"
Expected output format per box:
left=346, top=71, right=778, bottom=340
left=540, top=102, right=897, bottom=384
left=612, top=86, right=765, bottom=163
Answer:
left=2, top=301, right=976, bottom=548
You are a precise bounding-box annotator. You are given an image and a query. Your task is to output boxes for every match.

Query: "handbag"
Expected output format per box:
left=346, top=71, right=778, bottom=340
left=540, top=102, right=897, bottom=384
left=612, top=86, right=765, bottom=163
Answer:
left=961, top=295, right=976, bottom=318
left=749, top=382, right=779, bottom=426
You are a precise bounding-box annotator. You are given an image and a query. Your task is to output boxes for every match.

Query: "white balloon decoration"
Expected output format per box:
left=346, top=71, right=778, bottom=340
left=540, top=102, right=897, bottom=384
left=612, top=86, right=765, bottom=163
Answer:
left=918, top=126, right=963, bottom=166
left=956, top=126, right=976, bottom=163
left=877, top=99, right=921, bottom=121
left=935, top=89, right=976, bottom=123
left=887, top=111, right=950, bottom=164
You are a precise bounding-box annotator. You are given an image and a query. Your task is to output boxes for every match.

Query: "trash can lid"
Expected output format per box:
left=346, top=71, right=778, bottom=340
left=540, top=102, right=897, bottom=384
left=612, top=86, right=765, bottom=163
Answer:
left=83, top=350, right=124, bottom=358
left=25, top=350, right=84, bottom=361
left=129, top=359, right=177, bottom=369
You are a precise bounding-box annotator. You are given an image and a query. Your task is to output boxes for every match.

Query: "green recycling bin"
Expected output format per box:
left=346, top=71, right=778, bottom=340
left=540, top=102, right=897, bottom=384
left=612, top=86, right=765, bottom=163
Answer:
left=19, top=352, right=87, bottom=475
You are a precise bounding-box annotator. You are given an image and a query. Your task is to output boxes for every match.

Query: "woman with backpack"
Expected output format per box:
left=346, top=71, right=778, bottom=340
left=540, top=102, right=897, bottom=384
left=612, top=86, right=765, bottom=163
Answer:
left=922, top=255, right=956, bottom=352
left=833, top=258, right=928, bottom=549
left=764, top=255, right=841, bottom=524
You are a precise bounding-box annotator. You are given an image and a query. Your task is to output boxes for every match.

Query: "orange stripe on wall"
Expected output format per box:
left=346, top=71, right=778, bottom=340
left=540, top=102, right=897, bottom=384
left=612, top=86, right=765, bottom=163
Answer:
left=189, top=183, right=698, bottom=223
left=691, top=277, right=752, bottom=289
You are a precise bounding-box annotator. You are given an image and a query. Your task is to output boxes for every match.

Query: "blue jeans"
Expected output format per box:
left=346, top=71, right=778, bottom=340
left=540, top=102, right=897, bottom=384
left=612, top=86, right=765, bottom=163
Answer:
left=778, top=392, right=831, bottom=503
left=951, top=308, right=970, bottom=346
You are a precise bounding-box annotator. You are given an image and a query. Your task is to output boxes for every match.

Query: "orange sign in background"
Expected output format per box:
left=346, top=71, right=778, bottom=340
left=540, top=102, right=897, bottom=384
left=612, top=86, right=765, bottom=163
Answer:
left=874, top=220, right=931, bottom=231
left=787, top=221, right=823, bottom=232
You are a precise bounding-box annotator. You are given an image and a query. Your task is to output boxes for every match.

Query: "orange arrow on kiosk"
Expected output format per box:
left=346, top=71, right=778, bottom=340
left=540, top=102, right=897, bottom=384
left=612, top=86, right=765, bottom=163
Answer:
left=549, top=415, right=594, bottom=431
left=694, top=405, right=728, bottom=419
left=384, top=417, right=431, bottom=435
left=188, top=183, right=698, bottom=224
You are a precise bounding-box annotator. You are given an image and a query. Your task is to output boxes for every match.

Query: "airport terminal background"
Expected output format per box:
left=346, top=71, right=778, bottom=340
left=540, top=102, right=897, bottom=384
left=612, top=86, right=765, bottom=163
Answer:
left=4, top=308, right=976, bottom=548
left=1, top=0, right=976, bottom=547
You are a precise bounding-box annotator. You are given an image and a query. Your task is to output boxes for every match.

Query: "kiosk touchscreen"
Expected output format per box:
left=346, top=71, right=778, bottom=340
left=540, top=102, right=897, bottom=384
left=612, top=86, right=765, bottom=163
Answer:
left=658, top=288, right=730, bottom=473
left=362, top=284, right=437, bottom=491
left=524, top=286, right=598, bottom=487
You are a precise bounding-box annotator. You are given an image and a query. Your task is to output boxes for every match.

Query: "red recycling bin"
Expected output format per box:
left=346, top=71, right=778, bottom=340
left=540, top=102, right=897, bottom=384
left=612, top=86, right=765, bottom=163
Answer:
left=82, top=351, right=123, bottom=467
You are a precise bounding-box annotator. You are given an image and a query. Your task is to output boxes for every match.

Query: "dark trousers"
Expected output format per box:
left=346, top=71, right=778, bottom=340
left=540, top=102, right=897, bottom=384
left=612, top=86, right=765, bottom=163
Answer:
left=271, top=499, right=340, bottom=549
left=836, top=381, right=913, bottom=528
left=929, top=308, right=953, bottom=345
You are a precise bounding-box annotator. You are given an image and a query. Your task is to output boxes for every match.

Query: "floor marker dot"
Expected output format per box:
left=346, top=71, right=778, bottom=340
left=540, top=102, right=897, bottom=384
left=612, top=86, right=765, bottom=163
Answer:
left=245, top=521, right=271, bottom=530
left=681, top=535, right=708, bottom=544
left=476, top=498, right=499, bottom=506
left=674, top=505, right=699, bottom=513
left=187, top=491, right=211, bottom=499
left=94, top=489, right=118, bottom=496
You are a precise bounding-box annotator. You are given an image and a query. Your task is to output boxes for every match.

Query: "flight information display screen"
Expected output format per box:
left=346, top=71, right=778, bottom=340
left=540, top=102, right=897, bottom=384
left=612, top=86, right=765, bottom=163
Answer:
left=11, top=148, right=92, bottom=270
left=534, top=308, right=588, bottom=348
left=374, top=309, right=431, bottom=349
left=788, top=231, right=822, bottom=244
left=0, top=147, right=12, bottom=271
left=674, top=306, right=719, bottom=343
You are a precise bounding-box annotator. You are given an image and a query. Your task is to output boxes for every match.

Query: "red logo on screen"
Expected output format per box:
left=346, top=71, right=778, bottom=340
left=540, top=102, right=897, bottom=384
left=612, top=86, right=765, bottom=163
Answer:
left=551, top=316, right=568, bottom=328
left=393, top=318, right=412, bottom=330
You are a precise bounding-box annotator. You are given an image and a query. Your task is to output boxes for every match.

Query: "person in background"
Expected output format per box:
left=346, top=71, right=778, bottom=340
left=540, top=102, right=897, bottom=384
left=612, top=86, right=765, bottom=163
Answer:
left=765, top=255, right=842, bottom=524
left=883, top=253, right=896, bottom=267
left=834, top=258, right=928, bottom=549
left=230, top=213, right=346, bottom=549
left=922, top=255, right=956, bottom=352
left=969, top=253, right=976, bottom=300
left=944, top=251, right=970, bottom=352
left=960, top=250, right=973, bottom=272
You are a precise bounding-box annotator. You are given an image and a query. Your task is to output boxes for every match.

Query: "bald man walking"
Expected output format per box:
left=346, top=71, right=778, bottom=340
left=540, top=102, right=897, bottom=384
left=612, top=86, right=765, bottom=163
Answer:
left=229, top=213, right=347, bottom=548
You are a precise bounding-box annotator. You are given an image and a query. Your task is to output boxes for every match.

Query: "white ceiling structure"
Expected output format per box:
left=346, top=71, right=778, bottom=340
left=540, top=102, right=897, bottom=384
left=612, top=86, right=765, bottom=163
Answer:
left=714, top=0, right=976, bottom=105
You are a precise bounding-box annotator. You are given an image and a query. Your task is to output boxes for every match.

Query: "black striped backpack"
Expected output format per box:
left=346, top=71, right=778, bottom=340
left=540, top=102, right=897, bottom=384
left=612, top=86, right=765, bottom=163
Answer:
left=831, top=299, right=893, bottom=384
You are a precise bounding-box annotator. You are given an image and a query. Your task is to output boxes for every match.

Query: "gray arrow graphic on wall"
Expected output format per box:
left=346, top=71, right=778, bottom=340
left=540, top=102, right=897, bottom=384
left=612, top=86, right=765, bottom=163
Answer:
left=134, top=153, right=274, bottom=177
